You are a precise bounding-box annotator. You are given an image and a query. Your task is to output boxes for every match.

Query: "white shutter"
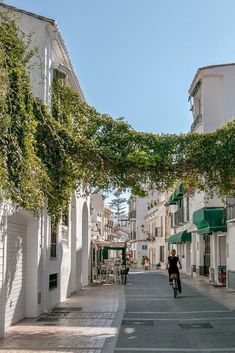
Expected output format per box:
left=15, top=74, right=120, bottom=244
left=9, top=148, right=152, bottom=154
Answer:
left=5, top=221, right=27, bottom=328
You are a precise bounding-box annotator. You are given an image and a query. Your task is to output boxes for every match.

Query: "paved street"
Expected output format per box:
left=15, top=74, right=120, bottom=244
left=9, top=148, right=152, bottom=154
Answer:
left=1, top=271, right=235, bottom=353
left=0, top=284, right=125, bottom=353
left=114, top=271, right=235, bottom=353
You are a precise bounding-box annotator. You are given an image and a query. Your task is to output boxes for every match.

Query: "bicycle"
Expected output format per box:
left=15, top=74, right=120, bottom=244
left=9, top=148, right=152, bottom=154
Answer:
left=171, top=273, right=178, bottom=298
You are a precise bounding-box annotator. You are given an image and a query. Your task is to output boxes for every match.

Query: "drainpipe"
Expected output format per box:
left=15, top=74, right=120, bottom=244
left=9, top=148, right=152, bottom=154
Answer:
left=44, top=24, right=57, bottom=106
left=0, top=211, right=7, bottom=337
left=41, top=26, right=57, bottom=313
left=40, top=207, right=46, bottom=313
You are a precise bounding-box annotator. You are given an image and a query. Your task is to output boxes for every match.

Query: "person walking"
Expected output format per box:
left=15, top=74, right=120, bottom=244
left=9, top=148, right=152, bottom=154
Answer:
left=168, top=249, right=182, bottom=293
left=144, top=256, right=150, bottom=270
left=141, top=256, right=146, bottom=270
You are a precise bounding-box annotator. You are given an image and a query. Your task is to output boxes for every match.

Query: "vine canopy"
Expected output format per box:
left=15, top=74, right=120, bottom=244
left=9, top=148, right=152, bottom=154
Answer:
left=0, top=15, right=234, bottom=219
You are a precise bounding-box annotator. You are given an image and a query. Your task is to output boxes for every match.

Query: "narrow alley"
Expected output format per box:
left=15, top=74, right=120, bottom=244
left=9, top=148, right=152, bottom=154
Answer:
left=1, top=270, right=235, bottom=353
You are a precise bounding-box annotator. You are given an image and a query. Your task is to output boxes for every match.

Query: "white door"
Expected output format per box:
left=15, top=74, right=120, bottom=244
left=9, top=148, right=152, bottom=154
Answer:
left=5, top=220, right=27, bottom=328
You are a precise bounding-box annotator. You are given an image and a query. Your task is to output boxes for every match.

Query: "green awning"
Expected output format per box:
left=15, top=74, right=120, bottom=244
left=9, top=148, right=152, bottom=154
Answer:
left=165, top=193, right=177, bottom=206
left=166, top=184, right=185, bottom=206
left=175, top=184, right=185, bottom=198
left=168, top=230, right=192, bottom=244
left=193, top=207, right=227, bottom=235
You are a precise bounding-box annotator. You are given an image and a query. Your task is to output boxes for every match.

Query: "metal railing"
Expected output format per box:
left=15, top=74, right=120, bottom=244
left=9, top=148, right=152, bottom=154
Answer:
left=191, top=114, right=202, bottom=132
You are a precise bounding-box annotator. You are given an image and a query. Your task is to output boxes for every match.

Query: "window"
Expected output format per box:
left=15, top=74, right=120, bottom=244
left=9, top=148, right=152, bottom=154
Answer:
left=174, top=199, right=184, bottom=225
left=62, top=211, right=69, bottom=227
left=186, top=197, right=190, bottom=222
left=132, top=198, right=136, bottom=211
left=50, top=225, right=57, bottom=258
left=49, top=273, right=58, bottom=290
left=142, top=245, right=147, bottom=250
left=165, top=214, right=168, bottom=236
left=184, top=197, right=190, bottom=222
left=61, top=210, right=69, bottom=247
left=226, top=197, right=235, bottom=221
left=160, top=216, right=163, bottom=236
left=160, top=246, right=164, bottom=262
left=171, top=213, right=175, bottom=228
left=53, top=68, right=66, bottom=80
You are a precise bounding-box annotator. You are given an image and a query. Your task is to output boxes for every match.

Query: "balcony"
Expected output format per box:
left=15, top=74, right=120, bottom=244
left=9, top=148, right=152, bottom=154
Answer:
left=191, top=114, right=202, bottom=132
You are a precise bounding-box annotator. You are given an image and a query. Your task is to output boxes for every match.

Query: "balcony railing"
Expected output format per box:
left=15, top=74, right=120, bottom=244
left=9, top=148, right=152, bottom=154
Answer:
left=191, top=114, right=202, bottom=132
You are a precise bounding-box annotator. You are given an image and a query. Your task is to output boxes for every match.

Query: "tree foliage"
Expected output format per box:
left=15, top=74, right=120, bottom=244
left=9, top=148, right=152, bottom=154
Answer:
left=0, top=15, right=234, bottom=220
left=109, top=191, right=128, bottom=223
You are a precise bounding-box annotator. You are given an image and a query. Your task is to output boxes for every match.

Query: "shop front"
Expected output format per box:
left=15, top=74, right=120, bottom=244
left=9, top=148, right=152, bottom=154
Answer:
left=168, top=230, right=192, bottom=275
left=91, top=241, right=128, bottom=284
left=193, top=207, right=227, bottom=284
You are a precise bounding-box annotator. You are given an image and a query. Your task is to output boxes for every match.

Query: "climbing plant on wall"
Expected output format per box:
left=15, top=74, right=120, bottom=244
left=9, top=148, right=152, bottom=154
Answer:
left=0, top=15, right=234, bottom=221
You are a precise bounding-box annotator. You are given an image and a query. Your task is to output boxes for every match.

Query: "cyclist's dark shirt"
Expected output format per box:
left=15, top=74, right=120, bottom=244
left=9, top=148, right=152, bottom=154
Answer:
left=168, top=256, right=179, bottom=272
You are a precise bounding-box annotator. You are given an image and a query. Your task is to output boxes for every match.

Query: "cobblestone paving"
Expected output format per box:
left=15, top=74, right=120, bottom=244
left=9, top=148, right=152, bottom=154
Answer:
left=0, top=285, right=124, bottom=353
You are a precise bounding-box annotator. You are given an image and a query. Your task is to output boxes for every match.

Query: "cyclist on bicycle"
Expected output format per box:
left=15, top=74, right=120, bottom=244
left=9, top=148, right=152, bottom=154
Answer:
left=168, top=249, right=182, bottom=293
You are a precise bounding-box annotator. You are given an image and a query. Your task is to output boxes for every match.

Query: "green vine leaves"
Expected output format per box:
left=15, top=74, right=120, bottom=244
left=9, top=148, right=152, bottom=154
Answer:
left=0, top=15, right=234, bottom=220
left=0, top=16, right=46, bottom=210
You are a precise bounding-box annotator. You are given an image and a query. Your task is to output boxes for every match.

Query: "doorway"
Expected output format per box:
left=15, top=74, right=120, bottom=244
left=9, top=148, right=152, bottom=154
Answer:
left=204, top=234, right=210, bottom=276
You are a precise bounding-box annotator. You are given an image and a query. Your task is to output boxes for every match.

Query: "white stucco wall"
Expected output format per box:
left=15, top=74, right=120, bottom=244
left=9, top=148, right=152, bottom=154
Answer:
left=0, top=5, right=88, bottom=336
left=202, top=76, right=224, bottom=132
left=227, top=222, right=235, bottom=288
left=136, top=196, right=150, bottom=240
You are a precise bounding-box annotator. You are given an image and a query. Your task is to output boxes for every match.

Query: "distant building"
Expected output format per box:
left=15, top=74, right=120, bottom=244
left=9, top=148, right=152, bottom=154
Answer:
left=104, top=204, right=113, bottom=241
left=145, top=190, right=169, bottom=268
left=128, top=195, right=150, bottom=268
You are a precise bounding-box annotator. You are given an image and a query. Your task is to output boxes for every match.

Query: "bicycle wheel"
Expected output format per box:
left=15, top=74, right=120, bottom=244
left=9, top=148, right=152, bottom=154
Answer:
left=172, top=279, right=177, bottom=298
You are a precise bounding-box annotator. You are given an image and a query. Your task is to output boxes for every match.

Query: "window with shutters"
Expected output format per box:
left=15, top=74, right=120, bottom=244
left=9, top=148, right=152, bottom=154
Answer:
left=49, top=273, right=58, bottom=290
left=50, top=225, right=57, bottom=258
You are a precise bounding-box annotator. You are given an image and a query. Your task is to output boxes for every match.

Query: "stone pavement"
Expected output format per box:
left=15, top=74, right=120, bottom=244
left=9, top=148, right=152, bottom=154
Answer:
left=0, top=284, right=125, bottom=353
left=1, top=270, right=235, bottom=353
left=182, top=272, right=235, bottom=310
left=114, top=270, right=235, bottom=353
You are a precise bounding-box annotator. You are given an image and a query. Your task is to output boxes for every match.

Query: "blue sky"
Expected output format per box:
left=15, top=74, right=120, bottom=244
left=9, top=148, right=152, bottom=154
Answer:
left=5, top=0, right=235, bottom=134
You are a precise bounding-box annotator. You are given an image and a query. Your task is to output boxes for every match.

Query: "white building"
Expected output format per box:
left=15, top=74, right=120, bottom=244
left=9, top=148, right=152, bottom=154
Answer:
left=90, top=193, right=105, bottom=241
left=166, top=185, right=194, bottom=276
left=90, top=193, right=114, bottom=241
left=128, top=195, right=151, bottom=268
left=145, top=190, right=169, bottom=269
left=167, top=64, right=235, bottom=285
left=0, top=4, right=90, bottom=337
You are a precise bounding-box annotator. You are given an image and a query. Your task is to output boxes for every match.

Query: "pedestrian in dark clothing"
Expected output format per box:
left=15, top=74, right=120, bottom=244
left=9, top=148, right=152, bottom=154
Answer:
left=168, top=249, right=182, bottom=293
